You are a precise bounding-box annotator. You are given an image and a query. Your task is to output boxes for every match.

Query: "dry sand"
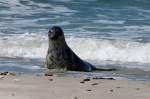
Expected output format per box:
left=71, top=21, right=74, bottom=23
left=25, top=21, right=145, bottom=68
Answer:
left=0, top=73, right=150, bottom=99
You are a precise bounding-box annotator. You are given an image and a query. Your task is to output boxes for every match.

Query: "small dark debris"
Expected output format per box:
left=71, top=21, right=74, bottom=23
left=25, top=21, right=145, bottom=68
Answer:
left=92, top=83, right=98, bottom=86
left=0, top=72, right=8, bottom=75
left=83, top=78, right=90, bottom=81
left=87, top=89, right=92, bottom=91
left=136, top=88, right=140, bottom=91
left=93, top=77, right=115, bottom=80
left=116, top=86, right=121, bottom=88
left=109, top=89, right=114, bottom=92
left=80, top=78, right=90, bottom=83
left=45, top=73, right=53, bottom=76
left=80, top=81, right=85, bottom=84
left=48, top=79, right=53, bottom=81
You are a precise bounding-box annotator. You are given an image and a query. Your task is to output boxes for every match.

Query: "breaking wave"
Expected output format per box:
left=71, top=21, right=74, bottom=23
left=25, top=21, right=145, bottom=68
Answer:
left=1, top=33, right=150, bottom=64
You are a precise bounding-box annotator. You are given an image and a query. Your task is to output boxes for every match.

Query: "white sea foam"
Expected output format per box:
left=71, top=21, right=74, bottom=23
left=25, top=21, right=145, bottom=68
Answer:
left=93, top=20, right=125, bottom=24
left=0, top=33, right=48, bottom=58
left=67, top=38, right=150, bottom=63
left=1, top=33, right=150, bottom=65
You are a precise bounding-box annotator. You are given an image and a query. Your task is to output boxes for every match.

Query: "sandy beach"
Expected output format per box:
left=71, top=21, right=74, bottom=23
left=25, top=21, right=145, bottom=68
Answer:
left=0, top=73, right=150, bottom=99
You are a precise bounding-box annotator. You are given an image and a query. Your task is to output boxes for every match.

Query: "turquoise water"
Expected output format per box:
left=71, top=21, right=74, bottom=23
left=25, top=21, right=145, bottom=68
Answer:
left=0, top=0, right=150, bottom=80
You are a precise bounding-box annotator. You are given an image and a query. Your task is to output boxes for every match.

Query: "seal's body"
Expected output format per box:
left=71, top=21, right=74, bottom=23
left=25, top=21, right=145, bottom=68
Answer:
left=46, top=26, right=116, bottom=72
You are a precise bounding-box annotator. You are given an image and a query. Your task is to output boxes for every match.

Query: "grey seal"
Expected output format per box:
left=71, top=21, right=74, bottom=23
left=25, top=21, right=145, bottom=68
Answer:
left=45, top=26, right=116, bottom=72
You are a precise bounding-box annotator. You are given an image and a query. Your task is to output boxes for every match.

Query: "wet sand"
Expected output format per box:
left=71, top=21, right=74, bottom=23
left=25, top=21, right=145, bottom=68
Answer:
left=0, top=73, right=150, bottom=99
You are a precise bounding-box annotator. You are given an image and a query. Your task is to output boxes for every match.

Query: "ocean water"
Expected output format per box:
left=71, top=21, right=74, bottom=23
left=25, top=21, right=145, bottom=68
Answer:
left=0, top=0, right=150, bottom=80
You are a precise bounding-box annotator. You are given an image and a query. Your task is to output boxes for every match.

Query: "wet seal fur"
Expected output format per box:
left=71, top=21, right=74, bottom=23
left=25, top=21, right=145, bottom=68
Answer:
left=45, top=26, right=116, bottom=72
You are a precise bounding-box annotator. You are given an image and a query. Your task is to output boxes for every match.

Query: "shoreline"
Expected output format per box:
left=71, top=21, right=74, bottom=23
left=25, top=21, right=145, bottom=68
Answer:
left=0, top=73, right=150, bottom=99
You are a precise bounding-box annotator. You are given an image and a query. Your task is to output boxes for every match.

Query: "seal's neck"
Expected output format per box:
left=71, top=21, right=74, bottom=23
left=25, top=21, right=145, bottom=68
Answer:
left=48, top=35, right=67, bottom=49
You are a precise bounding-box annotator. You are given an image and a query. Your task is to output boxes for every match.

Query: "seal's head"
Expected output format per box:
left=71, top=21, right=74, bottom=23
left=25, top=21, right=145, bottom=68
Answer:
left=48, top=26, right=66, bottom=47
left=48, top=26, right=64, bottom=40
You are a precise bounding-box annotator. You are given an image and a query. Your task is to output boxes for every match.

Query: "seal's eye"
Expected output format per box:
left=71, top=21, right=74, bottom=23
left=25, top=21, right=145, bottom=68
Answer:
left=50, top=29, right=54, bottom=33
